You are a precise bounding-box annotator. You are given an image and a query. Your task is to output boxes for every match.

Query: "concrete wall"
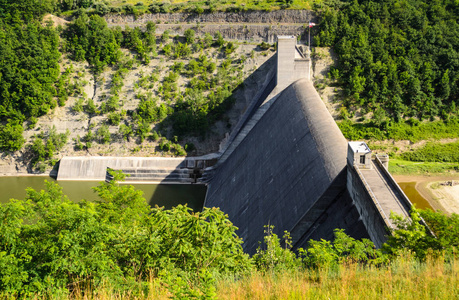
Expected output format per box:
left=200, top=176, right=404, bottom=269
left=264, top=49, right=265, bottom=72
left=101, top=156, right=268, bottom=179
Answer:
left=276, top=37, right=310, bottom=90
left=57, top=156, right=216, bottom=182
left=205, top=79, right=364, bottom=254
left=346, top=165, right=390, bottom=248
left=276, top=36, right=297, bottom=89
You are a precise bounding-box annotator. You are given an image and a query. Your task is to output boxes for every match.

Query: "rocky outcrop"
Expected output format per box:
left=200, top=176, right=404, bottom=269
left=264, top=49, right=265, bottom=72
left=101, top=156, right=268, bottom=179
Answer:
left=105, top=10, right=318, bottom=42
left=105, top=10, right=317, bottom=25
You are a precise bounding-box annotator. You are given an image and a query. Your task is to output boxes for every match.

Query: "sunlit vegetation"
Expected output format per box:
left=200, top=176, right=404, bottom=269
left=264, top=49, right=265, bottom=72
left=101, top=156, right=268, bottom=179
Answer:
left=0, top=1, right=61, bottom=151
left=0, top=174, right=458, bottom=298
left=338, top=117, right=459, bottom=142
left=389, top=159, right=459, bottom=175
left=317, top=0, right=459, bottom=121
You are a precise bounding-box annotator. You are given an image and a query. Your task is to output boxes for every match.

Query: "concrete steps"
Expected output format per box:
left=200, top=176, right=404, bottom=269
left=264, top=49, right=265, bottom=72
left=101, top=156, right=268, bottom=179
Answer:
left=108, top=167, right=195, bottom=183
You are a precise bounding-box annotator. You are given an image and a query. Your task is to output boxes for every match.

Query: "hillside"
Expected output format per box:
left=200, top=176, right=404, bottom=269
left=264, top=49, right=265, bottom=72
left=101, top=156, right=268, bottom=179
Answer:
left=0, top=0, right=458, bottom=178
left=0, top=10, right=281, bottom=174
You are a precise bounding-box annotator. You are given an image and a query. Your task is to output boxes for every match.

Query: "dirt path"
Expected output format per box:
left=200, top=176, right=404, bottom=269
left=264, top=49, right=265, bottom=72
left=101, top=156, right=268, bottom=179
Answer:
left=393, top=174, right=459, bottom=214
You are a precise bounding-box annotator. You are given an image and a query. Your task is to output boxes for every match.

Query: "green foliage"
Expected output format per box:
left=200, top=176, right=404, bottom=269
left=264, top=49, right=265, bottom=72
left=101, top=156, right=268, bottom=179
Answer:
left=0, top=175, right=251, bottom=296
left=384, top=208, right=458, bottom=260
left=96, top=125, right=111, bottom=144
left=119, top=123, right=133, bottom=141
left=419, top=209, right=459, bottom=252
left=400, top=141, right=459, bottom=162
left=302, top=229, right=384, bottom=269
left=258, top=41, right=271, bottom=50
left=0, top=13, right=61, bottom=122
left=253, top=225, right=302, bottom=272
left=64, top=13, right=121, bottom=74
left=107, top=111, right=122, bottom=125
left=338, top=117, right=459, bottom=142
left=0, top=122, right=25, bottom=152
left=224, top=42, right=237, bottom=56
left=389, top=159, right=459, bottom=175
left=317, top=0, right=459, bottom=120
left=72, top=98, right=84, bottom=113
left=29, top=127, right=69, bottom=170
left=121, top=26, right=155, bottom=64
left=173, top=42, right=191, bottom=59
left=100, top=96, right=120, bottom=114
left=214, top=31, right=225, bottom=47
left=84, top=98, right=99, bottom=115
left=184, top=28, right=195, bottom=44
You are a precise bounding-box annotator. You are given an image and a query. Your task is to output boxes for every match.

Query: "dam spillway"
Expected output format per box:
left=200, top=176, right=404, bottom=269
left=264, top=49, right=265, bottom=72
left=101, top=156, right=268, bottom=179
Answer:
left=204, top=78, right=370, bottom=254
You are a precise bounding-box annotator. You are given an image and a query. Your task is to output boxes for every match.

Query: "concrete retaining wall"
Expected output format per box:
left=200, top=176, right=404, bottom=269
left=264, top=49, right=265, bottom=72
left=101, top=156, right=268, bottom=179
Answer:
left=346, top=165, right=391, bottom=248
left=57, top=156, right=215, bottom=183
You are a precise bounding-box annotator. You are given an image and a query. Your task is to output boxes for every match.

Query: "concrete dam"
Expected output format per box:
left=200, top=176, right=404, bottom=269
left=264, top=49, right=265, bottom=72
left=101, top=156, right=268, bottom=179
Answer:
left=204, top=36, right=415, bottom=253
left=57, top=36, right=416, bottom=253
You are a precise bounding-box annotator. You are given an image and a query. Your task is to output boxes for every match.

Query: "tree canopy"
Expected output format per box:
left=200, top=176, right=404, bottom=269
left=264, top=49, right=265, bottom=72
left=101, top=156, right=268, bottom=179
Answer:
left=317, top=0, right=459, bottom=121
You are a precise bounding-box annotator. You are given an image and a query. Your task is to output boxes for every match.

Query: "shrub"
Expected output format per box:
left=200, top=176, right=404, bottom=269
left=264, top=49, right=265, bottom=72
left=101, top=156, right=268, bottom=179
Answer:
left=184, top=29, right=195, bottom=44
left=96, top=125, right=111, bottom=144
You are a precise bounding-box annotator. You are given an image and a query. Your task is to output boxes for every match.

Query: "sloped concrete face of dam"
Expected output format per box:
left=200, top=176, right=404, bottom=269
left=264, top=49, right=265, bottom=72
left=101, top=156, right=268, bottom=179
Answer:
left=205, top=78, right=369, bottom=254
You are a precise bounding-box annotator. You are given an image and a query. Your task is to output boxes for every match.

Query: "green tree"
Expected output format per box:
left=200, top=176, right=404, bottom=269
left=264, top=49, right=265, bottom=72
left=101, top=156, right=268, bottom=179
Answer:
left=0, top=123, right=25, bottom=151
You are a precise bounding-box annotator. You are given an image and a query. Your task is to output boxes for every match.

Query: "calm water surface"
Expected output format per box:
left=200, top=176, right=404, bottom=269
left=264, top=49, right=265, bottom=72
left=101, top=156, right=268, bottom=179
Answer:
left=0, top=176, right=206, bottom=211
left=397, top=182, right=433, bottom=210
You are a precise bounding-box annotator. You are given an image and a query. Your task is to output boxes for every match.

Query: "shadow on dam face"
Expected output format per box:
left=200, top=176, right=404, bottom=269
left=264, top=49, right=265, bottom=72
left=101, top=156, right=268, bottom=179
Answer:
left=147, top=183, right=207, bottom=211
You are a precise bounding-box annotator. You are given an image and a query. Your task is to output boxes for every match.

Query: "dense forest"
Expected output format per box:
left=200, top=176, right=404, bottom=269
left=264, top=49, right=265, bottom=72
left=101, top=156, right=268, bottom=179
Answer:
left=316, top=0, right=459, bottom=123
left=0, top=173, right=457, bottom=297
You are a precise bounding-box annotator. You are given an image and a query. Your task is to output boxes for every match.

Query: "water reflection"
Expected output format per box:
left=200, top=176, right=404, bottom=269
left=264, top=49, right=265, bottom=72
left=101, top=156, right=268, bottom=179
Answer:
left=0, top=176, right=205, bottom=211
left=397, top=182, right=433, bottom=210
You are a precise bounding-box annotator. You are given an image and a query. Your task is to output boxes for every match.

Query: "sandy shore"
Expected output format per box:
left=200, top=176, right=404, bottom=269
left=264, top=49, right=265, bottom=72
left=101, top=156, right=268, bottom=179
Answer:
left=393, top=174, right=459, bottom=214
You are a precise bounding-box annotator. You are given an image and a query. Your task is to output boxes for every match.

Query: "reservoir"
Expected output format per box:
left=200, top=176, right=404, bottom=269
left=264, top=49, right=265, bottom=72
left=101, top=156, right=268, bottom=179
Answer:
left=397, top=181, right=433, bottom=210
left=0, top=176, right=206, bottom=211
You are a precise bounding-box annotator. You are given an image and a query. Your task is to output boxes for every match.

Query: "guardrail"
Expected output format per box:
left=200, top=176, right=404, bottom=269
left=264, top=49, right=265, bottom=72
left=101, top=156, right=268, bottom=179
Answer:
left=374, top=155, right=436, bottom=237
left=374, top=155, right=413, bottom=211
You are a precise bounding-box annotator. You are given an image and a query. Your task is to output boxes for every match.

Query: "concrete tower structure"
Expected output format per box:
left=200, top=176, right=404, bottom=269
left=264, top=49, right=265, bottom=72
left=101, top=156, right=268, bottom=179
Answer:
left=276, top=36, right=310, bottom=91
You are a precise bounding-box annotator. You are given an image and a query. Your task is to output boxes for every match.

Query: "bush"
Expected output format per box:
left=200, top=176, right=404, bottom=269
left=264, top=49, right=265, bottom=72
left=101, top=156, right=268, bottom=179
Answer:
left=184, top=29, right=195, bottom=44
left=96, top=125, right=111, bottom=144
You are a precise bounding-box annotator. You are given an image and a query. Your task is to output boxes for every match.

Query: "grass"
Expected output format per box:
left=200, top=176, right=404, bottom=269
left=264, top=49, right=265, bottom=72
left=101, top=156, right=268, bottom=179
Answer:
left=338, top=118, right=459, bottom=143
left=389, top=159, right=459, bottom=175
left=215, top=255, right=459, bottom=299
left=28, top=254, right=458, bottom=299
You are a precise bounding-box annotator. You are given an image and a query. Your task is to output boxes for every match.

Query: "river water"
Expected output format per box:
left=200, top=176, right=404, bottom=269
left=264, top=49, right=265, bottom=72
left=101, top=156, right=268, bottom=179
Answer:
left=0, top=176, right=206, bottom=211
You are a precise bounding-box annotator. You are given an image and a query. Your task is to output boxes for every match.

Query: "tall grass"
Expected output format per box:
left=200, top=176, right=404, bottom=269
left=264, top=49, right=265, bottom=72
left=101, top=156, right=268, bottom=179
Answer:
left=30, top=253, right=457, bottom=299
left=216, top=254, right=458, bottom=299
